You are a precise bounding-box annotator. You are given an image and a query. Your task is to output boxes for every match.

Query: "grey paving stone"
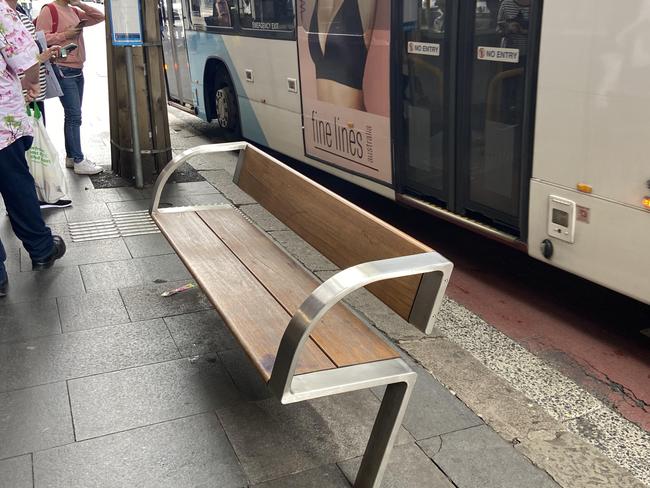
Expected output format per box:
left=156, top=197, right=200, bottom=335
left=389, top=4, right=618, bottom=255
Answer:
left=0, top=298, right=61, bottom=343
left=120, top=280, right=213, bottom=322
left=0, top=319, right=179, bottom=392
left=218, top=348, right=272, bottom=401
left=162, top=181, right=220, bottom=196
left=69, top=356, right=242, bottom=440
left=339, top=442, right=454, bottom=488
left=0, top=382, right=73, bottom=459
left=19, top=237, right=131, bottom=270
left=80, top=259, right=145, bottom=292
left=374, top=364, right=483, bottom=440
left=188, top=151, right=238, bottom=172
left=217, top=390, right=411, bottom=484
left=170, top=134, right=212, bottom=151
left=108, top=197, right=190, bottom=214
left=164, top=309, right=238, bottom=357
left=189, top=151, right=239, bottom=171
left=238, top=204, right=288, bottom=231
left=34, top=413, right=246, bottom=488
left=134, top=254, right=192, bottom=283
left=66, top=187, right=123, bottom=205
left=40, top=207, right=68, bottom=224
left=185, top=192, right=230, bottom=206
left=124, top=233, right=174, bottom=258
left=81, top=256, right=189, bottom=293
left=200, top=170, right=256, bottom=205
left=0, top=455, right=32, bottom=488
left=422, top=425, right=559, bottom=488
left=64, top=202, right=111, bottom=223
left=57, top=290, right=130, bottom=332
left=1, top=266, right=84, bottom=304
left=116, top=187, right=152, bottom=201
left=269, top=230, right=338, bottom=272
left=253, top=465, right=350, bottom=487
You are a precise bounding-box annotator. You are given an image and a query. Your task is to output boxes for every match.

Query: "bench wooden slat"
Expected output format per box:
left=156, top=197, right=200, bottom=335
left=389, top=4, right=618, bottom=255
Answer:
left=153, top=210, right=336, bottom=380
left=236, top=147, right=432, bottom=322
left=196, top=207, right=400, bottom=368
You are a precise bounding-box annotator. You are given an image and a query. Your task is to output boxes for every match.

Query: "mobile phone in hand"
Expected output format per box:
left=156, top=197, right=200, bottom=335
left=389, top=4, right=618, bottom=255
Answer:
left=60, top=43, right=78, bottom=58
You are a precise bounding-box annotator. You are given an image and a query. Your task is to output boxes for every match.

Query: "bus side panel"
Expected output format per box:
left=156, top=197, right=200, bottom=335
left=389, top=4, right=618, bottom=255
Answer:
left=182, top=31, right=395, bottom=199
left=528, top=180, right=649, bottom=305
left=533, top=0, right=650, bottom=208
left=184, top=31, right=302, bottom=153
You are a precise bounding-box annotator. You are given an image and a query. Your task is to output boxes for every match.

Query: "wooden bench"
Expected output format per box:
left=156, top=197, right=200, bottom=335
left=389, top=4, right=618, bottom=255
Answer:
left=150, top=142, right=453, bottom=488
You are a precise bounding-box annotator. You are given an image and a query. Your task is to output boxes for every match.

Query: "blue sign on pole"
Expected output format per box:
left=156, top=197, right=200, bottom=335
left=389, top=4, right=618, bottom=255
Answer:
left=109, top=0, right=144, bottom=46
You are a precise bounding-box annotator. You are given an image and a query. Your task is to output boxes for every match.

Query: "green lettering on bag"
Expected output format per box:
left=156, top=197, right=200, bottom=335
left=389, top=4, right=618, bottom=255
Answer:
left=28, top=146, right=52, bottom=166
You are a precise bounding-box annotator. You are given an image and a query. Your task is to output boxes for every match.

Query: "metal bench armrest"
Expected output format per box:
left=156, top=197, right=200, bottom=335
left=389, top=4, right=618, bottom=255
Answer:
left=150, top=142, right=248, bottom=213
left=269, top=252, right=453, bottom=399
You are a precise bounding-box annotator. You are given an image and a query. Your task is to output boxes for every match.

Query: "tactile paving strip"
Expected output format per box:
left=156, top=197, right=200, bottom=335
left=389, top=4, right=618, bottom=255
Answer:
left=68, top=210, right=160, bottom=242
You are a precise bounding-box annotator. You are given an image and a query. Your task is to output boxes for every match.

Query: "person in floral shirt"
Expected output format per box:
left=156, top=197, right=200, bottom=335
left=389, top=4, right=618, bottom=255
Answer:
left=0, top=0, right=67, bottom=297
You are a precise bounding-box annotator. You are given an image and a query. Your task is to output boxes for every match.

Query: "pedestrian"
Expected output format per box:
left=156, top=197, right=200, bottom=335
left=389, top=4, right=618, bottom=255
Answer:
left=9, top=0, right=73, bottom=209
left=36, top=0, right=105, bottom=176
left=0, top=0, right=67, bottom=297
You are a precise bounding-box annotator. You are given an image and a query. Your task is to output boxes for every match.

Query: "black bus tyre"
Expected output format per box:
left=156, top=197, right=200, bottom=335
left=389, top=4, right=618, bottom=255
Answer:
left=211, top=71, right=240, bottom=138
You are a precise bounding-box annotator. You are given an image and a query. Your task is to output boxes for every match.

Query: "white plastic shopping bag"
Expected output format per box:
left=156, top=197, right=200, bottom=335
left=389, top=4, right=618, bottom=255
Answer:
left=26, top=105, right=68, bottom=204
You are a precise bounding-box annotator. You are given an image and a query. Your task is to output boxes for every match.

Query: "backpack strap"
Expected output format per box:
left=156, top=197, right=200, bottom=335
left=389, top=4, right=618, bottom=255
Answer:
left=43, top=3, right=81, bottom=33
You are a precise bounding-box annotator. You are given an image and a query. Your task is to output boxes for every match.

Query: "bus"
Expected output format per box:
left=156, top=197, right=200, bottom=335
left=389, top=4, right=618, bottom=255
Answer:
left=158, top=0, right=650, bottom=305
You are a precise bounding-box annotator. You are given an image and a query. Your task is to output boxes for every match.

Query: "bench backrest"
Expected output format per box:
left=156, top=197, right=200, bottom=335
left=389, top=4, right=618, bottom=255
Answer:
left=234, top=145, right=435, bottom=325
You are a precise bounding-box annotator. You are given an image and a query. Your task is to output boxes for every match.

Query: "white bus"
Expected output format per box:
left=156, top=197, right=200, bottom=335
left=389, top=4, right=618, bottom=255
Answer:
left=158, top=0, right=650, bottom=305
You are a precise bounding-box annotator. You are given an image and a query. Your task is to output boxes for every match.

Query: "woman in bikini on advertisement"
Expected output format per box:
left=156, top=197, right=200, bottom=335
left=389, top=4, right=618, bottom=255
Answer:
left=305, top=0, right=377, bottom=111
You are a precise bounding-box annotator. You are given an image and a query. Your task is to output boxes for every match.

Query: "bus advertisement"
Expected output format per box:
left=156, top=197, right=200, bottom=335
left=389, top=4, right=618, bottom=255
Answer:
left=298, top=0, right=393, bottom=183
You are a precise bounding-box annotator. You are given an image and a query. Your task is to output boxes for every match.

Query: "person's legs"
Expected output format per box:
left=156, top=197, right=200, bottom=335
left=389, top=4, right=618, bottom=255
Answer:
left=0, top=137, right=54, bottom=262
left=57, top=67, right=84, bottom=162
left=57, top=67, right=101, bottom=175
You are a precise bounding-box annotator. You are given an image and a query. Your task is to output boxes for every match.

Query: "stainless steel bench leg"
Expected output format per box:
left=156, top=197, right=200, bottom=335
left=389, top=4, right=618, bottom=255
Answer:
left=354, top=373, right=416, bottom=488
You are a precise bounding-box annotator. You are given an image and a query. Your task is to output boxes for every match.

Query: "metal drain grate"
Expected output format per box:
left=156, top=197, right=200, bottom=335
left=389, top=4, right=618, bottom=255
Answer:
left=68, top=210, right=160, bottom=242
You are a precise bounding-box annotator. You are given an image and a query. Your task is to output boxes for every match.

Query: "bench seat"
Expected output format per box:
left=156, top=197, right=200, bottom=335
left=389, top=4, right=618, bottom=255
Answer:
left=150, top=142, right=453, bottom=488
left=153, top=206, right=399, bottom=381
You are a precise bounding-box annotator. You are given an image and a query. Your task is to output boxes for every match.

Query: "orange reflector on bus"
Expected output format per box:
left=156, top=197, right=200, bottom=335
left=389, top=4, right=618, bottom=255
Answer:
left=643, top=197, right=650, bottom=209
left=577, top=183, right=593, bottom=193
left=164, top=64, right=168, bottom=70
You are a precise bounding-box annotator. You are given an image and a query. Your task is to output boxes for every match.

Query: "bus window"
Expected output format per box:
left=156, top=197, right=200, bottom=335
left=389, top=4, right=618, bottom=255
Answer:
left=190, top=0, right=235, bottom=28
left=238, top=0, right=294, bottom=32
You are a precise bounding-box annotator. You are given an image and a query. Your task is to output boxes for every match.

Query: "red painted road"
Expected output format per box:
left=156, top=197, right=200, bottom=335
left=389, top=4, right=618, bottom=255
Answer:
left=297, top=162, right=650, bottom=431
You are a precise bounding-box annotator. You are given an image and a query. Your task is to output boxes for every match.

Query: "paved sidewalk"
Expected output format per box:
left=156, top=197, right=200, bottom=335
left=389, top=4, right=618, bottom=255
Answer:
left=0, top=110, right=645, bottom=487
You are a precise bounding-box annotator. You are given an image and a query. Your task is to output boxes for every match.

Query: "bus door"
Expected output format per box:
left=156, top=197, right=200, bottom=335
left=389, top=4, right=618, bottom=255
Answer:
left=396, top=0, right=539, bottom=237
left=160, top=0, right=194, bottom=106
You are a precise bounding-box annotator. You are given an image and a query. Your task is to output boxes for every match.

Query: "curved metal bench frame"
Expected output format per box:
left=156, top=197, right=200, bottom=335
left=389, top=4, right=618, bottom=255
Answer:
left=151, top=143, right=453, bottom=488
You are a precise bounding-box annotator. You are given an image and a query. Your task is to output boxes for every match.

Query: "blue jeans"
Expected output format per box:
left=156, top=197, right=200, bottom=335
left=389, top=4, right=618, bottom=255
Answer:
left=0, top=137, right=54, bottom=267
left=56, top=66, right=85, bottom=162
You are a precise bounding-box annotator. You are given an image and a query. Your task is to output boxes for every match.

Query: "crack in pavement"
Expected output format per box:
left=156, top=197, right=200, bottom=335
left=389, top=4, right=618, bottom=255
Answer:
left=582, top=359, right=649, bottom=413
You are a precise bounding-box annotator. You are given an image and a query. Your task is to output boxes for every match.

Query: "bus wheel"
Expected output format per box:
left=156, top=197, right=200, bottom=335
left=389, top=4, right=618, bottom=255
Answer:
left=213, top=78, right=239, bottom=136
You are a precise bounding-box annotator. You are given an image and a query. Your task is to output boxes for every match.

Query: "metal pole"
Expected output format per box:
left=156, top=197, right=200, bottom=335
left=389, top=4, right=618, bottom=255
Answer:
left=125, top=45, right=144, bottom=189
